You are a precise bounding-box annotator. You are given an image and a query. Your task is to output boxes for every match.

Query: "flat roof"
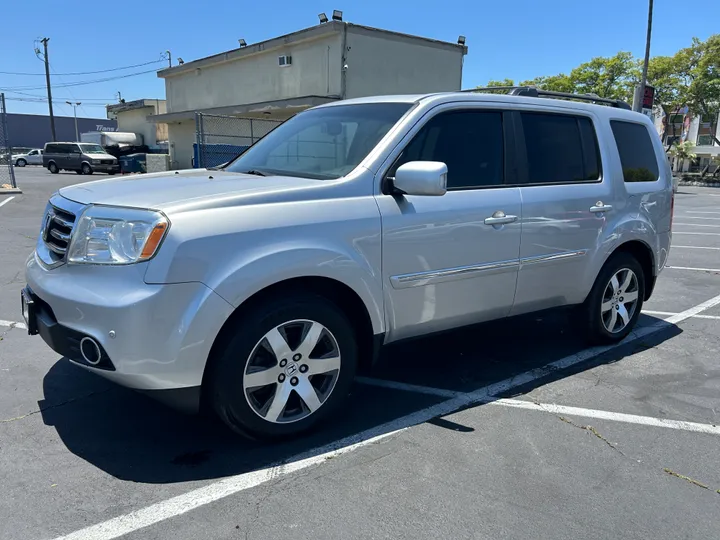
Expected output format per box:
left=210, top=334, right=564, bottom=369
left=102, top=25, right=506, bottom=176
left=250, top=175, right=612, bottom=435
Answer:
left=107, top=99, right=165, bottom=114
left=157, top=21, right=467, bottom=78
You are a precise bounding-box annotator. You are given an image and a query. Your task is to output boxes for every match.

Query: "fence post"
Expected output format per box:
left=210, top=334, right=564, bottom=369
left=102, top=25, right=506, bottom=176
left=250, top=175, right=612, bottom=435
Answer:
left=250, top=118, right=254, bottom=145
left=0, top=93, right=18, bottom=189
left=194, top=112, right=204, bottom=169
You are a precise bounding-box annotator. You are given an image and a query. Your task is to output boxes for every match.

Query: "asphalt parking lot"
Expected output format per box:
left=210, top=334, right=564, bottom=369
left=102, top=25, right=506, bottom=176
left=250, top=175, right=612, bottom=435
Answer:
left=2, top=167, right=720, bottom=540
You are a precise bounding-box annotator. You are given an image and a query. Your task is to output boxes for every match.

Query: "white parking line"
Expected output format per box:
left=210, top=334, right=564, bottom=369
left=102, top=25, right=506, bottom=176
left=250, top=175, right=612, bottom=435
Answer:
left=673, top=223, right=720, bottom=228
left=0, top=319, right=26, bottom=330
left=643, top=310, right=720, bottom=320
left=676, top=216, right=720, bottom=220
left=672, top=245, right=720, bottom=250
left=665, top=266, right=720, bottom=273
left=52, top=292, right=720, bottom=540
left=672, top=232, right=720, bottom=236
left=686, top=211, right=720, bottom=215
left=0, top=196, right=15, bottom=209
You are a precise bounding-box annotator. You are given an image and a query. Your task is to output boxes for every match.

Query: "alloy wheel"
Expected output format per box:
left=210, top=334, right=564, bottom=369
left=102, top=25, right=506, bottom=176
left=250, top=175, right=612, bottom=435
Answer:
left=601, top=268, right=639, bottom=334
left=243, top=319, right=341, bottom=424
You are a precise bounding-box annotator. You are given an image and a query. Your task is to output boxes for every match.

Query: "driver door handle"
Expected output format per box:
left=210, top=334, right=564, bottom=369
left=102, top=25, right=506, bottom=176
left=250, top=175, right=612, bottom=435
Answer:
left=484, top=211, right=518, bottom=226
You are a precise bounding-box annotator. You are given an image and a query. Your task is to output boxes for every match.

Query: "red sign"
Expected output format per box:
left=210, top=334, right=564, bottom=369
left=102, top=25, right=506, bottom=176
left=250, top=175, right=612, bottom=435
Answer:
left=642, top=85, right=654, bottom=109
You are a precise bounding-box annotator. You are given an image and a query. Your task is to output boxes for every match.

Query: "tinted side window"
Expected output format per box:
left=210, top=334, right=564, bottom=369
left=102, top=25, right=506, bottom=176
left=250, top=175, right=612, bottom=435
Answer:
left=393, top=110, right=504, bottom=189
left=45, top=144, right=59, bottom=153
left=521, top=112, right=601, bottom=184
left=610, top=120, right=659, bottom=182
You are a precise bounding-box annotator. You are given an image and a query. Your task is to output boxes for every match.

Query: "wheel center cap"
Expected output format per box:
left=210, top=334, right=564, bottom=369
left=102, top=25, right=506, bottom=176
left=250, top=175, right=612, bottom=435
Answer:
left=285, top=363, right=298, bottom=376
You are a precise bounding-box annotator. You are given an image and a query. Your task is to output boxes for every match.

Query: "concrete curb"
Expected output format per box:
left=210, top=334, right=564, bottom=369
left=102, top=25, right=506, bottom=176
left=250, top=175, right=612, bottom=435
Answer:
left=678, top=181, right=720, bottom=188
left=0, top=187, right=22, bottom=194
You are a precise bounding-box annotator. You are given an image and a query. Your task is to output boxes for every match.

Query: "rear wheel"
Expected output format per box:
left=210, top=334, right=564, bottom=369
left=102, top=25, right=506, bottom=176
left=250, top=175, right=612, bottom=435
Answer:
left=16, top=159, right=26, bottom=167
left=81, top=163, right=93, bottom=175
left=48, top=162, right=59, bottom=174
left=583, top=252, right=645, bottom=344
left=210, top=293, right=358, bottom=439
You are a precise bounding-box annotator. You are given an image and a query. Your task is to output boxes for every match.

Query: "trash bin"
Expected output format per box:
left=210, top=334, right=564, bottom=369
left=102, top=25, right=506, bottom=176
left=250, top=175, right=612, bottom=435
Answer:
left=119, top=153, right=147, bottom=174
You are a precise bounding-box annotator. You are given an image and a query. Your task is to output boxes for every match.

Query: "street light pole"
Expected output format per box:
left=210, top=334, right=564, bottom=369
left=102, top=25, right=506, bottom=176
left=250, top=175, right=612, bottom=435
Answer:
left=634, top=0, right=654, bottom=112
left=66, top=101, right=81, bottom=141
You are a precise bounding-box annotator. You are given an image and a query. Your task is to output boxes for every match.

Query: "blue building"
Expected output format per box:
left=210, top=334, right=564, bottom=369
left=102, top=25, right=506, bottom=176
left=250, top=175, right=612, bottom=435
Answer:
left=6, top=113, right=117, bottom=149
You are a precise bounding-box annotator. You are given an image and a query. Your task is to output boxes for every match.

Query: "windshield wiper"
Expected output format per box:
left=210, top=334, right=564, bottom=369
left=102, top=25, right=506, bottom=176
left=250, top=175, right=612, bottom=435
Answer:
left=241, top=169, right=269, bottom=177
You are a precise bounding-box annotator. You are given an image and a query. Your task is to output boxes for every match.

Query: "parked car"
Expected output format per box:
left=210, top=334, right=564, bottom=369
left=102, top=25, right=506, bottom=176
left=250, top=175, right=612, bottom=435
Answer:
left=23, top=90, right=673, bottom=439
left=42, top=142, right=119, bottom=175
left=13, top=148, right=43, bottom=167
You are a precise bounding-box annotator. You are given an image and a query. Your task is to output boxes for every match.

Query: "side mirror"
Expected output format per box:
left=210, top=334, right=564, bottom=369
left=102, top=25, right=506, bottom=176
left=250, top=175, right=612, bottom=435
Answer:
left=392, top=161, right=447, bottom=196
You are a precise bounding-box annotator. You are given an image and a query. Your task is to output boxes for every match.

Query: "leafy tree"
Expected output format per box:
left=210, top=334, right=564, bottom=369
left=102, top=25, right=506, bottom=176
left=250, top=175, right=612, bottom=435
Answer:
left=568, top=52, right=640, bottom=102
left=520, top=74, right=575, bottom=93
left=669, top=141, right=697, bottom=172
left=486, top=79, right=515, bottom=88
left=680, top=35, right=720, bottom=147
left=646, top=55, right=686, bottom=147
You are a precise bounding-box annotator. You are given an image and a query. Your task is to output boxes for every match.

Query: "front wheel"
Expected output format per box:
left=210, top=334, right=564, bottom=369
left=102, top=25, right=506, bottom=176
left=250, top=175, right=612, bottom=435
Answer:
left=583, top=252, right=645, bottom=344
left=210, top=293, right=358, bottom=439
left=81, top=163, right=93, bottom=175
left=16, top=159, right=26, bottom=167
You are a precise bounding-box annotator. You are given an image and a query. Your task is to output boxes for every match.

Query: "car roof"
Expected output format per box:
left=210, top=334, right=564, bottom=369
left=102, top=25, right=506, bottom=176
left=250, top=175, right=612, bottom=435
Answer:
left=317, top=91, right=647, bottom=121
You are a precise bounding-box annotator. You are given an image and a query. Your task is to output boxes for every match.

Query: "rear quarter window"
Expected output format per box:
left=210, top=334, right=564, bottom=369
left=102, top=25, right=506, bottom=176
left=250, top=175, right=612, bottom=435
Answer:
left=610, top=120, right=660, bottom=182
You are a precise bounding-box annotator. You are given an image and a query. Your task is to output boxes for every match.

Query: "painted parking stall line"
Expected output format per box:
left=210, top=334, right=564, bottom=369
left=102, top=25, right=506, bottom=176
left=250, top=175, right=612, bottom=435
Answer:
left=52, top=292, right=720, bottom=540
left=0, top=196, right=15, bottom=209
left=0, top=319, right=26, bottom=330
left=665, top=266, right=720, bottom=273
left=643, top=310, right=720, bottom=321
left=672, top=246, right=720, bottom=250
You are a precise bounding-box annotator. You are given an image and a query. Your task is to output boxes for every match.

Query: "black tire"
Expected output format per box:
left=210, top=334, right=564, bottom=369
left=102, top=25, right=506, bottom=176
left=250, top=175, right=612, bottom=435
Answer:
left=81, top=163, right=93, bottom=175
left=16, top=159, right=26, bottom=167
left=583, top=252, right=645, bottom=344
left=107, top=171, right=116, bottom=175
left=209, top=292, right=358, bottom=440
left=75, top=169, right=83, bottom=175
left=48, top=162, right=59, bottom=174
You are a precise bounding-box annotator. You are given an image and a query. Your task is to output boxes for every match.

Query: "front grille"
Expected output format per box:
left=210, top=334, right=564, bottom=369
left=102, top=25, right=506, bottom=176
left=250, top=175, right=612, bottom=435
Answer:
left=43, top=206, right=76, bottom=258
left=100, top=160, right=114, bottom=165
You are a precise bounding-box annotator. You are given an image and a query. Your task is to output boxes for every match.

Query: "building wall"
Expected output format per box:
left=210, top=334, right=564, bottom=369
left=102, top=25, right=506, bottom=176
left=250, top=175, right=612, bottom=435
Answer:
left=344, top=27, right=464, bottom=98
left=165, top=34, right=343, bottom=113
left=167, top=121, right=197, bottom=169
left=6, top=114, right=117, bottom=149
left=115, top=107, right=155, bottom=146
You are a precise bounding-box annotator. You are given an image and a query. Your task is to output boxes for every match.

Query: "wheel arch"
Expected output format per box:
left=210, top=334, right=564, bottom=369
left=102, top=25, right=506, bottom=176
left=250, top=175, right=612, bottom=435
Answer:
left=201, top=275, right=379, bottom=409
left=602, top=240, right=656, bottom=301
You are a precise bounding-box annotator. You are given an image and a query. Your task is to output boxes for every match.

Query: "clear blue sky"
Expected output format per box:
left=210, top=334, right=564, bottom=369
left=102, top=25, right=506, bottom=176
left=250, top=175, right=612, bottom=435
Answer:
left=1, top=0, right=718, bottom=119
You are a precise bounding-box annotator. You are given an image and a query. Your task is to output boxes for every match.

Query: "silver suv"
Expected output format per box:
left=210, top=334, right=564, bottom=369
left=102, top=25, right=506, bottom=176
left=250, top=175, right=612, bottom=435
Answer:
left=23, top=89, right=673, bottom=439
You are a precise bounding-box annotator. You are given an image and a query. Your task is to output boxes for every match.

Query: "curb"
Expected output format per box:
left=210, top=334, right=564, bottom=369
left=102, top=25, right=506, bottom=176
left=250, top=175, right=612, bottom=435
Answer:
left=0, top=188, right=22, bottom=194
left=678, top=181, right=720, bottom=188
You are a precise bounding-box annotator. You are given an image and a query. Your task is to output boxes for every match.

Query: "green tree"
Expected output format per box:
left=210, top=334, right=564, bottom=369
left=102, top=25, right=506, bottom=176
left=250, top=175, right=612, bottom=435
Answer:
left=520, top=74, right=575, bottom=93
left=680, top=35, right=720, bottom=147
left=669, top=141, right=697, bottom=172
left=568, top=52, right=640, bottom=102
left=646, top=55, right=686, bottom=148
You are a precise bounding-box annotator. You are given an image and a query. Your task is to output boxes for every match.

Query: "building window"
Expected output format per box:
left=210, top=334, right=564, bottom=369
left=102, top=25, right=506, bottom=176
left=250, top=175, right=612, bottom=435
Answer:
left=278, top=55, right=292, bottom=67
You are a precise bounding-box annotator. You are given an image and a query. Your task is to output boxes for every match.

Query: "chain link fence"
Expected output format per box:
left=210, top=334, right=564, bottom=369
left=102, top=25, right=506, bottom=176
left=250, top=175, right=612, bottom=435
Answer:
left=0, top=93, right=18, bottom=189
left=194, top=113, right=283, bottom=168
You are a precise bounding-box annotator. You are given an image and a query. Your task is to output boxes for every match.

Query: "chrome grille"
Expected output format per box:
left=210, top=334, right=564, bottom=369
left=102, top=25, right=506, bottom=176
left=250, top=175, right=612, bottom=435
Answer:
left=43, top=206, right=76, bottom=257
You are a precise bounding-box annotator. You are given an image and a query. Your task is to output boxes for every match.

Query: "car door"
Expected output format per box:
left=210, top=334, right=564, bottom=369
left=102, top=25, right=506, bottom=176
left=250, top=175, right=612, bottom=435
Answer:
left=376, top=106, right=522, bottom=341
left=27, top=150, right=41, bottom=165
left=510, top=109, right=617, bottom=316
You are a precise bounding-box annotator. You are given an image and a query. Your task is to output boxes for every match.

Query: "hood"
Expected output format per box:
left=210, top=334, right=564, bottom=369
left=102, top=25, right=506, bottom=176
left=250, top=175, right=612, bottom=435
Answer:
left=58, top=169, right=326, bottom=212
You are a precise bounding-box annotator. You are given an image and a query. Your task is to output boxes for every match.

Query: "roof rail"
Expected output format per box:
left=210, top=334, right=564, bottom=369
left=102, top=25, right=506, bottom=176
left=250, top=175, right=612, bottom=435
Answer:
left=461, top=86, right=632, bottom=110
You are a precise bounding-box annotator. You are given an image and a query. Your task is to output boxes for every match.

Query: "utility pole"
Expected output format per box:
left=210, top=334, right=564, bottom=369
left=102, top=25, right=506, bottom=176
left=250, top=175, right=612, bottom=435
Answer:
left=40, top=37, right=56, bottom=141
left=634, top=0, right=654, bottom=113
left=66, top=101, right=81, bottom=141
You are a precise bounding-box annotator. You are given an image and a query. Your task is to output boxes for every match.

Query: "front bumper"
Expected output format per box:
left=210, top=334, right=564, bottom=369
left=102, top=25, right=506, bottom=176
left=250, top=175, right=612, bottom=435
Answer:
left=25, top=252, right=234, bottom=398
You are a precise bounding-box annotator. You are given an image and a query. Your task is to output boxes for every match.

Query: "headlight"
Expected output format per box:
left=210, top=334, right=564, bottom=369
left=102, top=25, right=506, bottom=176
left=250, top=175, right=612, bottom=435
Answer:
left=67, top=206, right=169, bottom=265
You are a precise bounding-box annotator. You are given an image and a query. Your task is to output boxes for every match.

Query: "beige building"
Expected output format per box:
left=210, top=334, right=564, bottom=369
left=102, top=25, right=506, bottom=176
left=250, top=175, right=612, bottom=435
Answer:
left=107, top=99, right=168, bottom=147
left=148, top=20, right=468, bottom=169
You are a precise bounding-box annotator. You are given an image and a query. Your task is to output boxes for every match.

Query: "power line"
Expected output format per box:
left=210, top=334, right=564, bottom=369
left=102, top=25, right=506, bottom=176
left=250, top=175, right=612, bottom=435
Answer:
left=0, top=56, right=166, bottom=76
left=5, top=97, right=108, bottom=107
left=0, top=67, right=161, bottom=91
left=6, top=90, right=115, bottom=101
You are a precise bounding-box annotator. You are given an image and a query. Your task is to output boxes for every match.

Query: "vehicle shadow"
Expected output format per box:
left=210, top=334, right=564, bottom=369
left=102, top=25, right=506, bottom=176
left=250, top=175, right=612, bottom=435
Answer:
left=39, top=311, right=681, bottom=484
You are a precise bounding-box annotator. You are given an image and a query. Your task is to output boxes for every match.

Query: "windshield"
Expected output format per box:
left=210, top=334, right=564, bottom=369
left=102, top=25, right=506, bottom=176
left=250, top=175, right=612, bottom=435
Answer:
left=80, top=144, right=106, bottom=154
left=225, top=103, right=413, bottom=179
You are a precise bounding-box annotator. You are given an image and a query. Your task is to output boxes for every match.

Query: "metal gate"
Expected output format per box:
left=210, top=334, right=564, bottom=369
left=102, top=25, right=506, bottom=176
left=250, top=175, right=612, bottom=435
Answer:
left=0, top=93, right=18, bottom=189
left=194, top=113, right=283, bottom=169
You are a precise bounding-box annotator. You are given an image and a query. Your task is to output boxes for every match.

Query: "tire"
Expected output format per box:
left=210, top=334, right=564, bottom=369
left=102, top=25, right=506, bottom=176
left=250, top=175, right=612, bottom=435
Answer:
left=75, top=170, right=83, bottom=175
left=107, top=171, right=116, bottom=175
left=81, top=163, right=93, bottom=175
left=16, top=159, right=26, bottom=167
left=583, top=252, right=645, bottom=344
left=209, top=292, right=358, bottom=439
left=48, top=162, right=59, bottom=174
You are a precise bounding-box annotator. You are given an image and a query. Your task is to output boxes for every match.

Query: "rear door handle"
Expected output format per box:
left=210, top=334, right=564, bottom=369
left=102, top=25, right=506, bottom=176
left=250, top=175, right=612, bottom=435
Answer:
left=484, top=211, right=518, bottom=226
left=590, top=202, right=612, bottom=213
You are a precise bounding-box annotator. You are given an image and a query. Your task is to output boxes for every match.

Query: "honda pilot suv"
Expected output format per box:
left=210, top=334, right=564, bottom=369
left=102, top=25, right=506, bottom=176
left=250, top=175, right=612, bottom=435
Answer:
left=23, top=89, right=673, bottom=439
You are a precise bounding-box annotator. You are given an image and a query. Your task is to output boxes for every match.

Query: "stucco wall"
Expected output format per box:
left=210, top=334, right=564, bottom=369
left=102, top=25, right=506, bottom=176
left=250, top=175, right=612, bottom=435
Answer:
left=165, top=34, right=342, bottom=113
left=344, top=27, right=464, bottom=98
